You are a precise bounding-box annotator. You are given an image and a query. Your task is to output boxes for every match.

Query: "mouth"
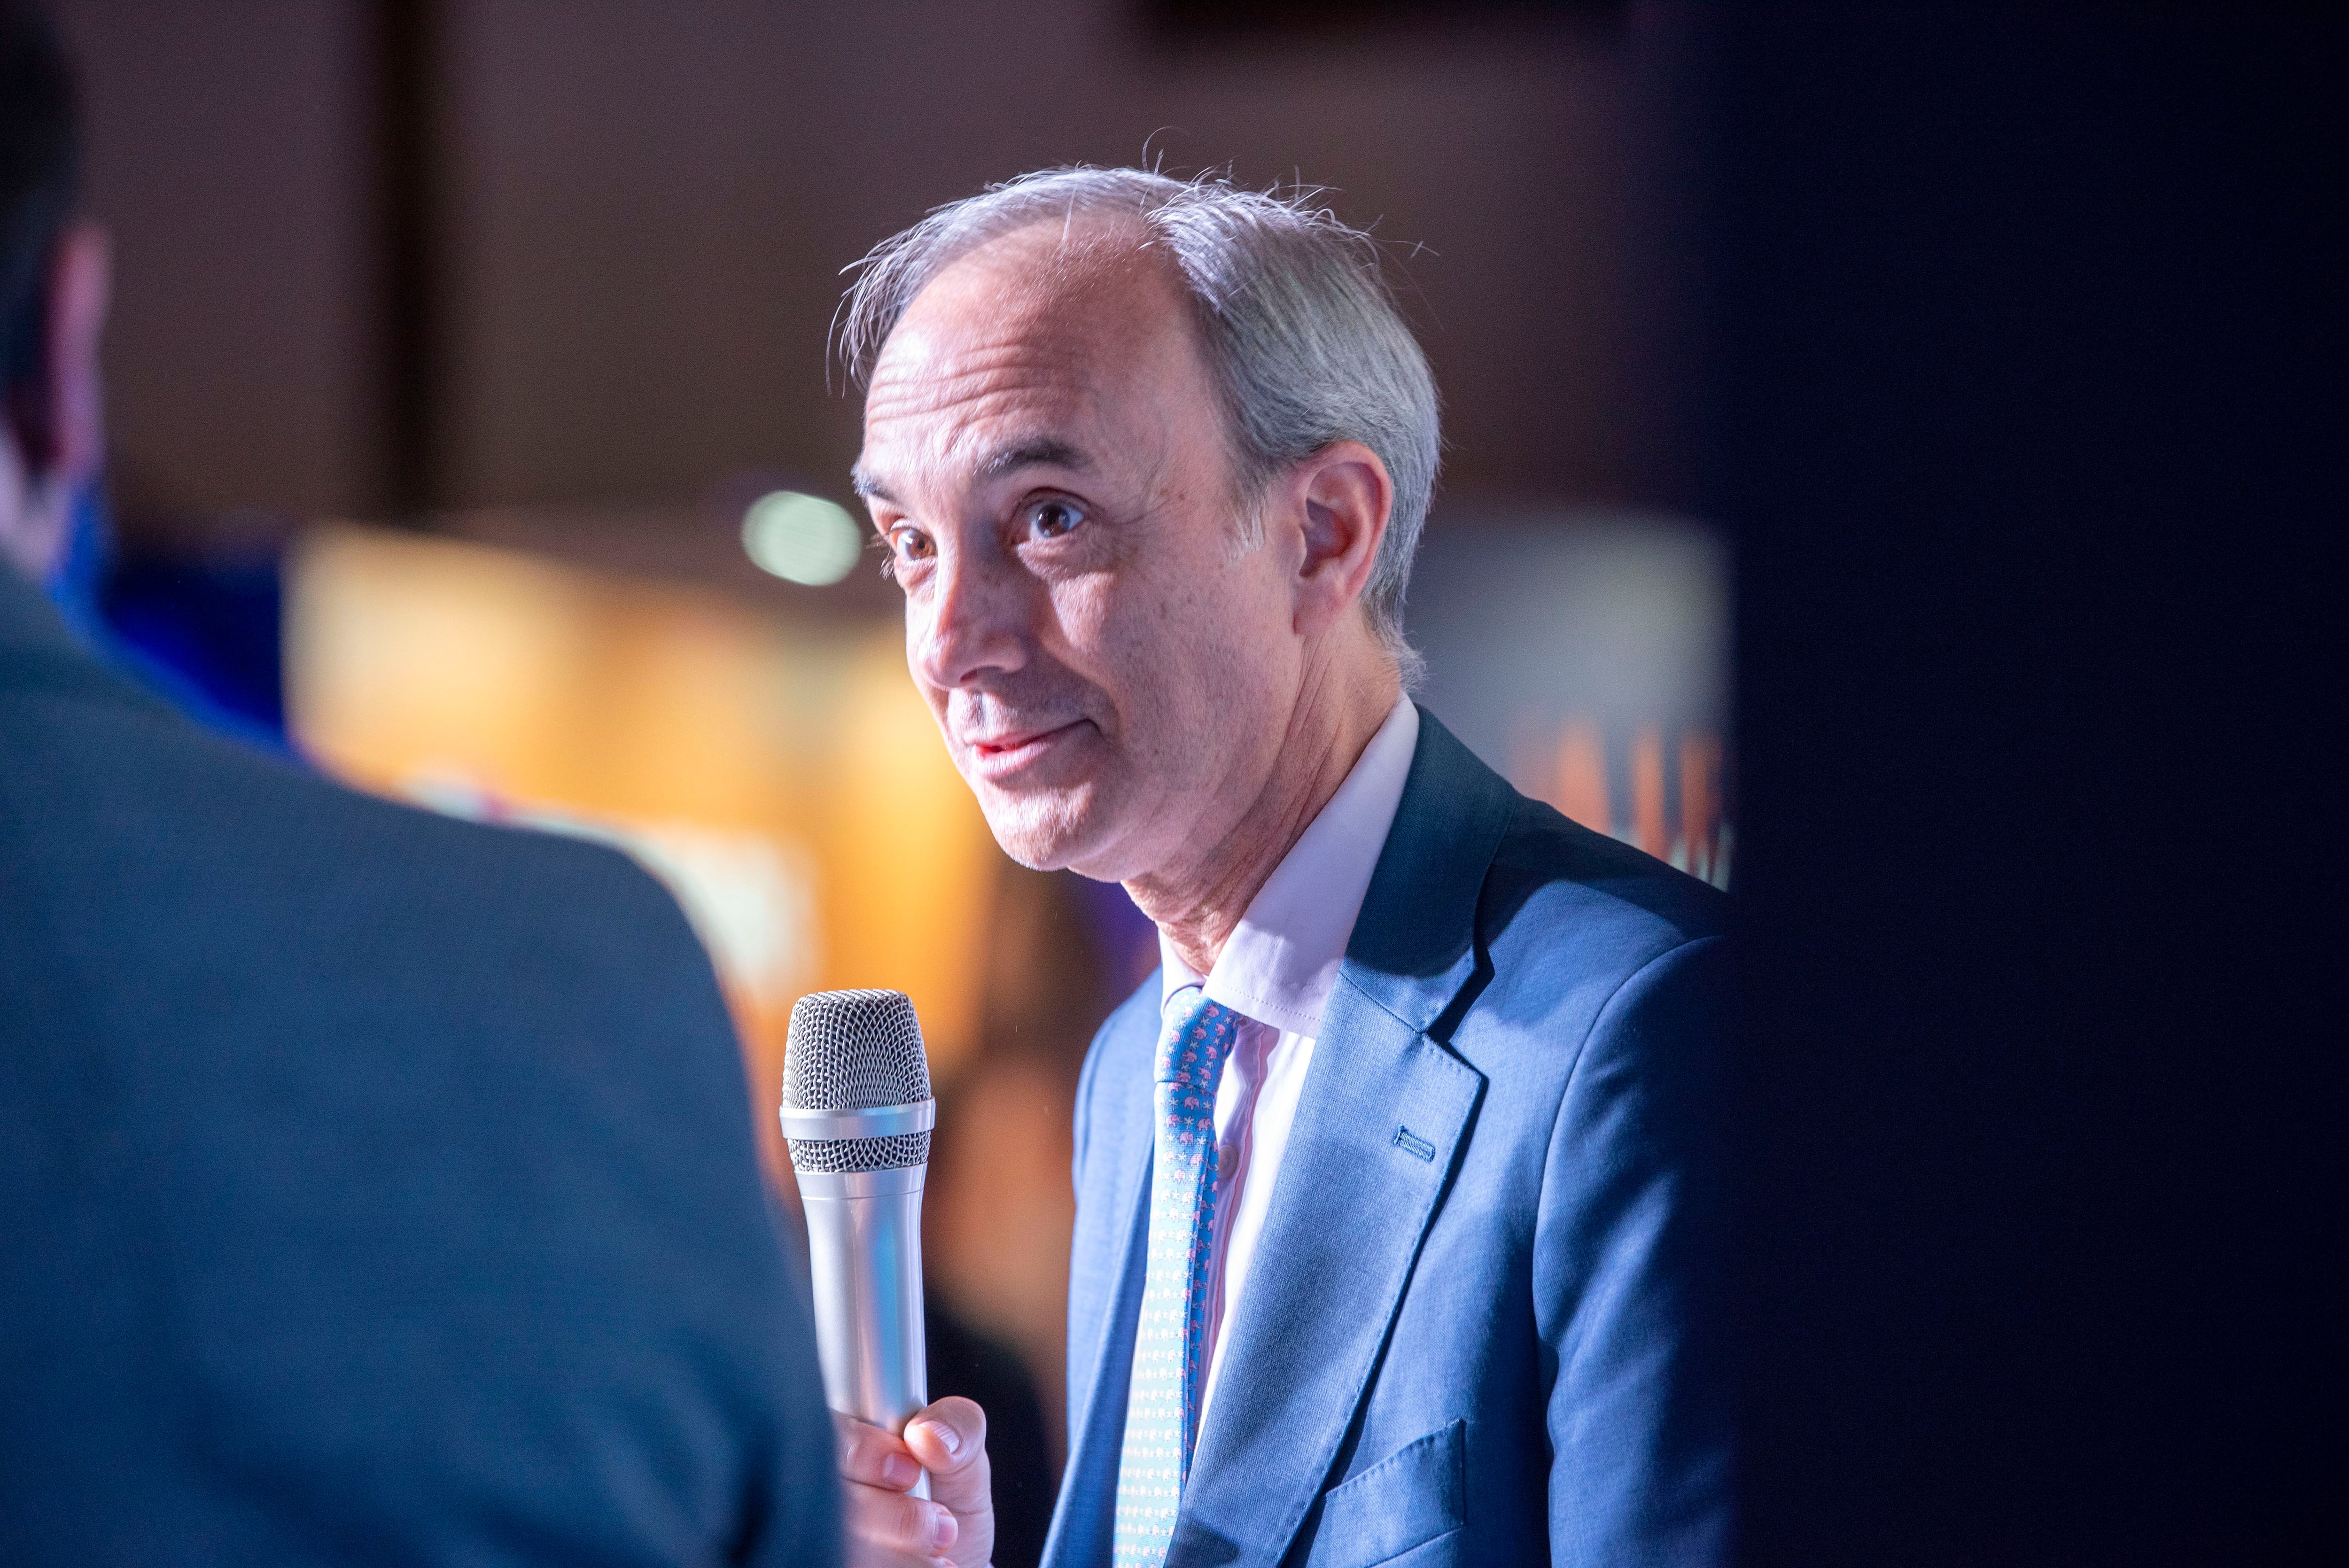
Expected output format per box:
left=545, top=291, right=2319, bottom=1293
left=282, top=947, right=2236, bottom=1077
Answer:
left=962, top=719, right=1091, bottom=781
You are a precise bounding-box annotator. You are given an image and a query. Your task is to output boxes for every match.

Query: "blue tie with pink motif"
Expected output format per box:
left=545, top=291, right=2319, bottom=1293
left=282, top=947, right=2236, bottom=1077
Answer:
left=1111, top=986, right=1241, bottom=1567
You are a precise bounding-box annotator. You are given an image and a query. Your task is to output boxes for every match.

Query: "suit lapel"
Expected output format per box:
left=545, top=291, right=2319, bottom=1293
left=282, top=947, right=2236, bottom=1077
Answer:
left=1167, top=712, right=1519, bottom=1568
left=1042, top=995, right=1160, bottom=1568
left=1169, top=983, right=1483, bottom=1567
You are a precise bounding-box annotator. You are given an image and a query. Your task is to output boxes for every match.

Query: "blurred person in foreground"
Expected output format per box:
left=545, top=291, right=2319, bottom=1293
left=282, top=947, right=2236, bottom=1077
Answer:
left=833, top=168, right=1730, bottom=1568
left=0, top=7, right=837, bottom=1561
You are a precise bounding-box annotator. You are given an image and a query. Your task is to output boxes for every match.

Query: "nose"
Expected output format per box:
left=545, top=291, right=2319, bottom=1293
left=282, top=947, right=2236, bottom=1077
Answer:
left=910, top=532, right=1031, bottom=692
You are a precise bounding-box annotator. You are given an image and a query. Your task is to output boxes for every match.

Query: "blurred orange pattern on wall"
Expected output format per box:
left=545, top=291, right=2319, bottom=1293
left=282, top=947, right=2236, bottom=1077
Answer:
left=1509, top=712, right=1732, bottom=888
left=285, top=523, right=1003, bottom=1183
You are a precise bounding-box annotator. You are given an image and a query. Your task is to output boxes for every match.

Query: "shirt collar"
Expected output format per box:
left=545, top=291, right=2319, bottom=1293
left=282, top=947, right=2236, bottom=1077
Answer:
left=1159, top=697, right=1420, bottom=1038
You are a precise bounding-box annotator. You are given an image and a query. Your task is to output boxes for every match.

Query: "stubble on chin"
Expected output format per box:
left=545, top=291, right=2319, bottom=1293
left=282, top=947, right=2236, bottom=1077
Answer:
left=975, top=766, right=1129, bottom=875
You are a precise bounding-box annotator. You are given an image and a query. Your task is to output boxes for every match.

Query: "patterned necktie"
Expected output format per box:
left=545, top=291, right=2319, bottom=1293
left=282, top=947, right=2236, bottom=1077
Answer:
left=1112, top=986, right=1241, bottom=1568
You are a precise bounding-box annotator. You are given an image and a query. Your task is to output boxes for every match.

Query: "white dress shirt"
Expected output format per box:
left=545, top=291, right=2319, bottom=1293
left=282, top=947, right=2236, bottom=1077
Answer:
left=1157, top=696, right=1420, bottom=1431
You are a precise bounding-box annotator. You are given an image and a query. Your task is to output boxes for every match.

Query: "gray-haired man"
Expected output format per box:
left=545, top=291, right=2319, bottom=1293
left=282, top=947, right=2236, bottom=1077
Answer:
left=834, top=169, right=1730, bottom=1568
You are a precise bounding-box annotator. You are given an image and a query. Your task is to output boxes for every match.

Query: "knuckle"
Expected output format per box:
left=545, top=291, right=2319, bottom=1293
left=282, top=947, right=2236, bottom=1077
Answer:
left=837, top=1430, right=894, bottom=1480
left=862, top=1491, right=929, bottom=1550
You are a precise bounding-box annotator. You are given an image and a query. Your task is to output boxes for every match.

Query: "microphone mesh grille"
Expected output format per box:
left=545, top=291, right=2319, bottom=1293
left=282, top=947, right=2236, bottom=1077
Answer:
left=782, top=988, right=933, bottom=1174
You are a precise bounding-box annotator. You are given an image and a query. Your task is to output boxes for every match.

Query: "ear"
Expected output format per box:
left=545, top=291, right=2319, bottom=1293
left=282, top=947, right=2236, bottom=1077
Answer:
left=40, top=221, right=111, bottom=490
left=0, top=222, right=108, bottom=582
left=1286, top=439, right=1392, bottom=639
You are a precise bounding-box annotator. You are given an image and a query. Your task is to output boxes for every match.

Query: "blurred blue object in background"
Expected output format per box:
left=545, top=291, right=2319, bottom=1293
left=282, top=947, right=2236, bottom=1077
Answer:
left=46, top=481, right=297, bottom=760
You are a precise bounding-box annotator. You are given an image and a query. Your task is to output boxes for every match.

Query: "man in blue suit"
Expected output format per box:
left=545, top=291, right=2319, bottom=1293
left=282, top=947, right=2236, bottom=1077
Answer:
left=0, top=7, right=838, bottom=1560
left=831, top=168, right=1729, bottom=1568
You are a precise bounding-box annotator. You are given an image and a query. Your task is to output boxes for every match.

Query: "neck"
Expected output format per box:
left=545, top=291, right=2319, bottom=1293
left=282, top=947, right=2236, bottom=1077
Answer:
left=1126, top=642, right=1400, bottom=978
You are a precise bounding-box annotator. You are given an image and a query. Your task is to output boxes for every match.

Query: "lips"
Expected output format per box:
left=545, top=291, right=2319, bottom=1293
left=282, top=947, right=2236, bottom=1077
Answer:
left=961, top=718, right=1089, bottom=779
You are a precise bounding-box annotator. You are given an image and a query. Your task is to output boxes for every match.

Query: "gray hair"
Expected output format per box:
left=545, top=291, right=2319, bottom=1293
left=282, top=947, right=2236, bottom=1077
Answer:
left=838, top=166, right=1440, bottom=689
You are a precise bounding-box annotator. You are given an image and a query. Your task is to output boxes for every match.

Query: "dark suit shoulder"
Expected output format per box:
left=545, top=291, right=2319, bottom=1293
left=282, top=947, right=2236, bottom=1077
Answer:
left=0, top=638, right=839, bottom=1565
left=4, top=659, right=718, bottom=1019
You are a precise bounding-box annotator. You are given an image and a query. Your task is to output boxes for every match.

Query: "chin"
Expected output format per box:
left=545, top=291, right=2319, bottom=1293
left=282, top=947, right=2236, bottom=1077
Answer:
left=976, top=782, right=1121, bottom=877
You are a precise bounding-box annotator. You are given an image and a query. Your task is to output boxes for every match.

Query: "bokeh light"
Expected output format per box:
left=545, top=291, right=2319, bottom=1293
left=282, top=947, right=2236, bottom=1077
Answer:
left=742, top=491, right=863, bottom=586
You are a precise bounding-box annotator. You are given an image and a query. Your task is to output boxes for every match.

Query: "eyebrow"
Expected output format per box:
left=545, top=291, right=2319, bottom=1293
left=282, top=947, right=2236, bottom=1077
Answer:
left=851, top=436, right=1092, bottom=507
left=978, top=437, right=1092, bottom=482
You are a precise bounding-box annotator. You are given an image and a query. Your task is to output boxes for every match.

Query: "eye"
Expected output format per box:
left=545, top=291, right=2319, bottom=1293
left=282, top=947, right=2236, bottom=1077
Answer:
left=887, top=526, right=936, bottom=565
left=1022, top=498, right=1086, bottom=542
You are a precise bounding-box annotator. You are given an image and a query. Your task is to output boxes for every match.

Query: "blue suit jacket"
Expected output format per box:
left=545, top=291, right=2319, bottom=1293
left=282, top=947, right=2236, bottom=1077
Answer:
left=1043, top=710, right=1730, bottom=1568
left=0, top=568, right=838, bottom=1564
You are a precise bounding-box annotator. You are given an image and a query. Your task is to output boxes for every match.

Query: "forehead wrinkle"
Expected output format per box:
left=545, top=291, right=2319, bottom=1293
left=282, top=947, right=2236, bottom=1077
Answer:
left=865, top=357, right=1114, bottom=505
left=864, top=357, right=1086, bottom=429
left=866, top=380, right=1095, bottom=488
left=868, top=322, right=1111, bottom=407
left=870, top=226, right=1180, bottom=410
left=860, top=220, right=1212, bottom=509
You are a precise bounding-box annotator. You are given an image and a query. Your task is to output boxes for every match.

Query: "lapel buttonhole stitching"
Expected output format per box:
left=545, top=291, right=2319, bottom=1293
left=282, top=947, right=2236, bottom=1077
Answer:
left=1391, top=1126, right=1437, bottom=1162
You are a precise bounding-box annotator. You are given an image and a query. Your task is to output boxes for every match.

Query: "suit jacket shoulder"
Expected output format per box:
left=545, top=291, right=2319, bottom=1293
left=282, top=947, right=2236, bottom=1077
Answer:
left=1465, top=789, right=1728, bottom=1083
left=1487, top=789, right=1727, bottom=958
left=1386, top=718, right=1731, bottom=1568
left=0, top=577, right=839, bottom=1566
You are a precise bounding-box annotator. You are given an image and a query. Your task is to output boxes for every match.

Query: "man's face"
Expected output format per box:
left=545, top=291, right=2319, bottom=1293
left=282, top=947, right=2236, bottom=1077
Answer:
left=855, top=222, right=1304, bottom=882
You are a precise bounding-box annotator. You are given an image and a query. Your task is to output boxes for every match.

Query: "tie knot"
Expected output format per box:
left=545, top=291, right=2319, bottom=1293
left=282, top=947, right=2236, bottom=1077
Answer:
left=1157, top=988, right=1240, bottom=1089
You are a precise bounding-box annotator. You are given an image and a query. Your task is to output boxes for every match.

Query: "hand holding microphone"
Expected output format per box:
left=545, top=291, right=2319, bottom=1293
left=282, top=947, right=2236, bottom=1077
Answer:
left=834, top=1398, right=992, bottom=1568
left=781, top=990, right=996, bottom=1568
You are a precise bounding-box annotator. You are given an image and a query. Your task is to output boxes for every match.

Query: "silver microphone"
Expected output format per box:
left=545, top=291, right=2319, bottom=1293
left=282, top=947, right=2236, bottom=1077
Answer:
left=781, top=988, right=934, bottom=1498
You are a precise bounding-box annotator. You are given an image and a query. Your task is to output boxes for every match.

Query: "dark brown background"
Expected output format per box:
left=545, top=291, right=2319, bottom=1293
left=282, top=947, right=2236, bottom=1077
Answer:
left=56, top=0, right=1691, bottom=547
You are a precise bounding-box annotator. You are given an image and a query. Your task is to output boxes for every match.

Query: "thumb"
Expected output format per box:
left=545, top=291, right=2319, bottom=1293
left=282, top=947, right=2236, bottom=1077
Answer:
left=904, top=1396, right=989, bottom=1512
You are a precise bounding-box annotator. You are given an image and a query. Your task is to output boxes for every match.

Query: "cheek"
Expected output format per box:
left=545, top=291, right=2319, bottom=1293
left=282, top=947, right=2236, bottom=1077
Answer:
left=901, top=604, right=928, bottom=683
left=1106, top=576, right=1254, bottom=762
left=902, top=600, right=951, bottom=708
left=1043, top=572, right=1152, bottom=701
left=1043, top=514, right=1293, bottom=761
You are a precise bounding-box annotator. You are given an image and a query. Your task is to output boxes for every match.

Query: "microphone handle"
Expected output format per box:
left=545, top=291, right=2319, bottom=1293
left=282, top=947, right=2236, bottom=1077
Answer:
left=798, top=1164, right=931, bottom=1500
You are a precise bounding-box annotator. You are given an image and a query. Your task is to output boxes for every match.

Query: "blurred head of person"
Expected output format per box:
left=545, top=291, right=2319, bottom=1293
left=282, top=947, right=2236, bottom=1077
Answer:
left=0, top=0, right=106, bottom=587
left=843, top=168, right=1439, bottom=929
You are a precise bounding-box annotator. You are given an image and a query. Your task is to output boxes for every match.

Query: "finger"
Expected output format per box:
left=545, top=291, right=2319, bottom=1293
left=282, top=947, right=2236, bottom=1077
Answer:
left=835, top=1412, right=924, bottom=1493
left=842, top=1476, right=959, bottom=1560
left=903, top=1396, right=991, bottom=1515
left=903, top=1397, right=986, bottom=1476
